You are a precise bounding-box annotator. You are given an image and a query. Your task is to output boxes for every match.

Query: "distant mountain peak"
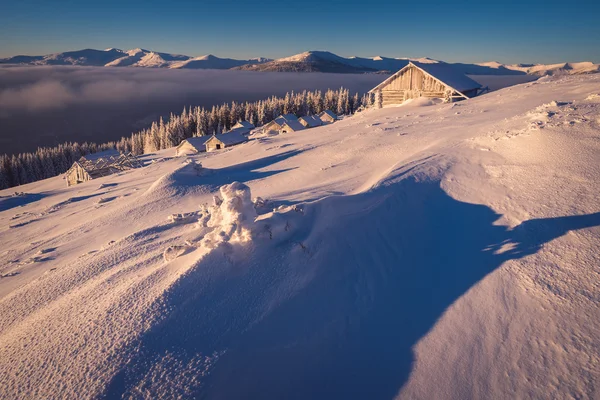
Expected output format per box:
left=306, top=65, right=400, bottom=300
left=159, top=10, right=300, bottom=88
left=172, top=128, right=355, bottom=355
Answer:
left=0, top=48, right=597, bottom=76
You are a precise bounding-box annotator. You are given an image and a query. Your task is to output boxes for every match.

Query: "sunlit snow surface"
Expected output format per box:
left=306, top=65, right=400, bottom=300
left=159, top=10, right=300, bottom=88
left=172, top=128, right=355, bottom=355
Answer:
left=1, top=75, right=599, bottom=399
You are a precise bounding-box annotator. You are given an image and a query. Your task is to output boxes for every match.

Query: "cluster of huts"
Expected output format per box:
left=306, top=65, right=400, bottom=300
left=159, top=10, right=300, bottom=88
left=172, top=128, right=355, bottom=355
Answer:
left=175, top=120, right=255, bottom=156
left=65, top=150, right=142, bottom=186
left=175, top=110, right=338, bottom=156
left=262, top=110, right=338, bottom=135
left=65, top=61, right=486, bottom=186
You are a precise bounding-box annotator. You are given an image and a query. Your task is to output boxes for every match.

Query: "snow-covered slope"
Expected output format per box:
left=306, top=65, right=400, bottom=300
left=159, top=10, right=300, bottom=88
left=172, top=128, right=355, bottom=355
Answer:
left=1, top=75, right=600, bottom=399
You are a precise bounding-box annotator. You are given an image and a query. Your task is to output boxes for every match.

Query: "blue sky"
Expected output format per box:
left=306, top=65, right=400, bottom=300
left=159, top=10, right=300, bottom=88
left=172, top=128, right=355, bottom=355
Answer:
left=1, top=0, right=598, bottom=63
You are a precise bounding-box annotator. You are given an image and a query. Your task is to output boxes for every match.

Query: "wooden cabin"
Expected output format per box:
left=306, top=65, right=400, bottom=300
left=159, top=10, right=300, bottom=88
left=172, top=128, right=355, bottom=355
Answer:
left=279, top=120, right=306, bottom=134
left=298, top=115, right=323, bottom=128
left=227, top=120, right=255, bottom=135
left=205, top=131, right=248, bottom=152
left=262, top=114, right=299, bottom=134
left=318, top=110, right=338, bottom=123
left=65, top=150, right=142, bottom=186
left=175, top=136, right=211, bottom=156
left=369, top=61, right=483, bottom=106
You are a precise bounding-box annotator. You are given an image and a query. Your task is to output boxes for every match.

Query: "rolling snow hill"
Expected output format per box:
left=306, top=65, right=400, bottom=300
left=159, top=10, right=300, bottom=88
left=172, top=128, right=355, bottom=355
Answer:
left=2, top=48, right=598, bottom=75
left=1, top=75, right=600, bottom=399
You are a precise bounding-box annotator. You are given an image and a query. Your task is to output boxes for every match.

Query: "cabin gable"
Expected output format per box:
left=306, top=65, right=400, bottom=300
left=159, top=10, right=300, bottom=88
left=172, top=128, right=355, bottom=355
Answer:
left=370, top=61, right=483, bottom=106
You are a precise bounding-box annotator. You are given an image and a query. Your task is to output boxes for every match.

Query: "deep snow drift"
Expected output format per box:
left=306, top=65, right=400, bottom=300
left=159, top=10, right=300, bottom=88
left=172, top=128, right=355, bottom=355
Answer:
left=1, top=74, right=599, bottom=399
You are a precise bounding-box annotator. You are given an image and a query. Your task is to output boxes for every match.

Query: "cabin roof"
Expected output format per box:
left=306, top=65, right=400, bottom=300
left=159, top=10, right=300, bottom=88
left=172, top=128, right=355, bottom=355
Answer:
left=79, top=149, right=120, bottom=162
left=319, top=110, right=337, bottom=119
left=67, top=151, right=142, bottom=177
left=209, top=130, right=248, bottom=145
left=299, top=115, right=323, bottom=127
left=370, top=61, right=482, bottom=94
left=281, top=120, right=306, bottom=131
left=280, top=113, right=298, bottom=121
left=178, top=136, right=211, bottom=150
left=232, top=120, right=255, bottom=129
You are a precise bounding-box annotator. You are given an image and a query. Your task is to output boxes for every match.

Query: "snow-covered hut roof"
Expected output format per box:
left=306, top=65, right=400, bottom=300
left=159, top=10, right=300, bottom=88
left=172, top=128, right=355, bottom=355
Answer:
left=262, top=114, right=299, bottom=131
left=177, top=136, right=211, bottom=151
left=67, top=151, right=142, bottom=181
left=79, top=149, right=120, bottom=162
left=319, top=110, right=338, bottom=120
left=231, top=120, right=255, bottom=130
left=370, top=61, right=482, bottom=94
left=299, top=115, right=323, bottom=128
left=280, top=113, right=298, bottom=121
left=280, top=119, right=306, bottom=132
left=209, top=130, right=248, bottom=146
left=227, top=121, right=255, bottom=135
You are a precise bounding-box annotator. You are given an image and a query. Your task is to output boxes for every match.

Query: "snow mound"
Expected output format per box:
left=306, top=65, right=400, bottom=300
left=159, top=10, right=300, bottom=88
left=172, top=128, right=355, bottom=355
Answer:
left=198, top=182, right=257, bottom=247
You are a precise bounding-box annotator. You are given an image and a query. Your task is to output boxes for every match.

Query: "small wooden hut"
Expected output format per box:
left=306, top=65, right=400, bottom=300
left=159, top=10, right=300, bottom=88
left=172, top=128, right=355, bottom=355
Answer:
left=369, top=61, right=483, bottom=105
left=228, top=120, right=255, bottom=135
left=175, top=136, right=212, bottom=156
left=262, top=114, right=299, bottom=134
left=65, top=150, right=142, bottom=186
left=318, top=110, right=338, bottom=123
left=205, top=131, right=248, bottom=152
left=298, top=115, right=323, bottom=128
left=279, top=120, right=306, bottom=134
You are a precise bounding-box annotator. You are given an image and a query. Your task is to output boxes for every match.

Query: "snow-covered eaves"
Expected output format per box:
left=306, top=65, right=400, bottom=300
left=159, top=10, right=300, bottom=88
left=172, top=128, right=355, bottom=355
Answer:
left=299, top=115, right=323, bottom=128
left=178, top=136, right=212, bottom=151
left=319, top=110, right=338, bottom=120
left=232, top=121, right=255, bottom=130
left=80, top=149, right=120, bottom=162
left=280, top=120, right=306, bottom=132
left=210, top=131, right=248, bottom=145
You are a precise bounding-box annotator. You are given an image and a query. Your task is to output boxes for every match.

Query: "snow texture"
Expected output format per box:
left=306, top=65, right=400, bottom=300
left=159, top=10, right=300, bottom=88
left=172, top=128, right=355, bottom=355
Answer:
left=0, top=74, right=599, bottom=399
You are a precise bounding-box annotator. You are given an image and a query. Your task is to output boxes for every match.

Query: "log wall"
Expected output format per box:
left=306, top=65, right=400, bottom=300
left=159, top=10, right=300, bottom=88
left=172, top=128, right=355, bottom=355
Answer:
left=380, top=65, right=451, bottom=105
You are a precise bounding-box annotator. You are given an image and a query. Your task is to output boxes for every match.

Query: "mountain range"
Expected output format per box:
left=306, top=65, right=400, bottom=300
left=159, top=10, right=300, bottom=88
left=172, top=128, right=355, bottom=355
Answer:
left=1, top=48, right=599, bottom=75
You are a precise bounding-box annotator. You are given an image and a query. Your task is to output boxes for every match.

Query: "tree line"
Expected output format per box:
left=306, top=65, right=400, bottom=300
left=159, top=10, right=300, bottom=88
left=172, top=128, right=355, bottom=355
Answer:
left=1, top=87, right=373, bottom=190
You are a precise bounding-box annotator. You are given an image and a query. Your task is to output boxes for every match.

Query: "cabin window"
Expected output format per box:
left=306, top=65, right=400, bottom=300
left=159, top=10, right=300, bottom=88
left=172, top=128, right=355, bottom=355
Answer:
left=216, top=144, right=222, bottom=150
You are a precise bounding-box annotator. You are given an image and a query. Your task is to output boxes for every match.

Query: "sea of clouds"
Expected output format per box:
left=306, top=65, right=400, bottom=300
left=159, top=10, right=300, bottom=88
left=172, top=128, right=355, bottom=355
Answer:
left=0, top=66, right=387, bottom=155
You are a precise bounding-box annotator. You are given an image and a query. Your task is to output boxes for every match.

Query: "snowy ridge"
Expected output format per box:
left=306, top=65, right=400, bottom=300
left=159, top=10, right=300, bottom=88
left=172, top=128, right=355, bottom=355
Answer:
left=0, top=48, right=270, bottom=70
left=2, top=48, right=597, bottom=75
left=1, top=75, right=600, bottom=398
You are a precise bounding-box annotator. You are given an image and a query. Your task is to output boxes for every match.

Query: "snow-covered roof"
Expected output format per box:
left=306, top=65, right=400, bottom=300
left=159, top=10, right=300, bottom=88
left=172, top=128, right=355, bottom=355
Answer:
left=68, top=151, right=142, bottom=179
left=299, top=115, right=323, bottom=127
left=177, top=136, right=211, bottom=150
left=209, top=131, right=248, bottom=146
left=231, top=121, right=255, bottom=130
left=80, top=149, right=120, bottom=162
left=370, top=61, right=482, bottom=94
left=319, top=110, right=337, bottom=120
left=413, top=61, right=482, bottom=92
left=281, top=120, right=305, bottom=132
left=227, top=127, right=251, bottom=135
left=281, top=113, right=298, bottom=121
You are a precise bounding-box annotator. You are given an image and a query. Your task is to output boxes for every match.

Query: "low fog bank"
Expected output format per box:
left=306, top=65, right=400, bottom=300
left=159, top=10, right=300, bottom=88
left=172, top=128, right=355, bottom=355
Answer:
left=0, top=66, right=387, bottom=155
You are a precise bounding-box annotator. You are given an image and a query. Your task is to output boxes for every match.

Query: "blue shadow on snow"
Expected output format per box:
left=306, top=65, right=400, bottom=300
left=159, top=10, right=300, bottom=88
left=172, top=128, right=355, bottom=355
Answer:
left=101, top=177, right=600, bottom=400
